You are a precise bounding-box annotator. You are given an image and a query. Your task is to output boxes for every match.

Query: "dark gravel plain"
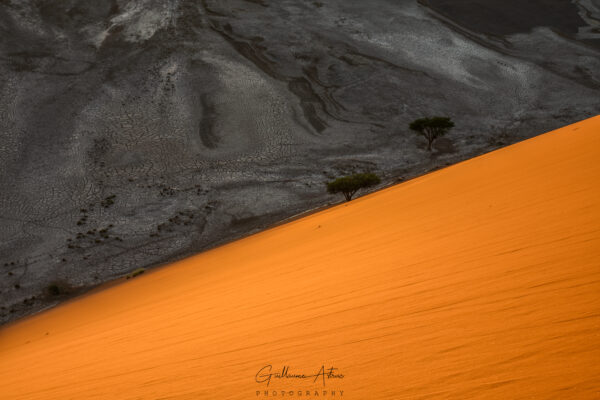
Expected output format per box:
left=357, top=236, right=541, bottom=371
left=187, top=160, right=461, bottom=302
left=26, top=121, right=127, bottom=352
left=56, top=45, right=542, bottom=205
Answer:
left=1, top=0, right=599, bottom=325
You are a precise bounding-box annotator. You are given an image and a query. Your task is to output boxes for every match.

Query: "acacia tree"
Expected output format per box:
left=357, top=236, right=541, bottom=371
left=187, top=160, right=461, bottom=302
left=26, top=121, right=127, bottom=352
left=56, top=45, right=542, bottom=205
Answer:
left=327, top=173, right=381, bottom=202
left=409, top=116, right=455, bottom=151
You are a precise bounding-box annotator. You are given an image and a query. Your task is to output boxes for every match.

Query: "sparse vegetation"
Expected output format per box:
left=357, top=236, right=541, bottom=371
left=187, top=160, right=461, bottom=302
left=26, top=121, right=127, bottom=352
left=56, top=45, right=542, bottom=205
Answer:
left=100, top=195, right=116, bottom=208
left=152, top=210, right=197, bottom=236
left=45, top=281, right=72, bottom=297
left=47, top=284, right=61, bottom=296
left=68, top=224, right=121, bottom=250
left=409, top=116, right=455, bottom=151
left=126, top=268, right=146, bottom=279
left=327, top=173, right=381, bottom=201
left=160, top=186, right=176, bottom=196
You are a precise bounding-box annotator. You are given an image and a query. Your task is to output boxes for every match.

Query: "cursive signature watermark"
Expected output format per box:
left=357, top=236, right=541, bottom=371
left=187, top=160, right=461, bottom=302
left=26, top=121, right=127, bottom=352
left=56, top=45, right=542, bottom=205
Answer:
left=255, top=365, right=345, bottom=387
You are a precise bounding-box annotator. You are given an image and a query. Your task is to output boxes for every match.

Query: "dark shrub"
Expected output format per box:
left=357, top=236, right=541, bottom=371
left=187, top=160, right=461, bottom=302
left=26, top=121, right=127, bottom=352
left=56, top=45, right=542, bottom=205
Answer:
left=47, top=284, right=61, bottom=296
left=327, top=173, right=381, bottom=201
left=409, top=116, right=455, bottom=151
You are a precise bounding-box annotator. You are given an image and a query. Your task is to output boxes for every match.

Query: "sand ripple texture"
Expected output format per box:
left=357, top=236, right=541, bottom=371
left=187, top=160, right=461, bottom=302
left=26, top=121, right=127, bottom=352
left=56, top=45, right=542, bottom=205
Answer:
left=0, top=117, right=599, bottom=399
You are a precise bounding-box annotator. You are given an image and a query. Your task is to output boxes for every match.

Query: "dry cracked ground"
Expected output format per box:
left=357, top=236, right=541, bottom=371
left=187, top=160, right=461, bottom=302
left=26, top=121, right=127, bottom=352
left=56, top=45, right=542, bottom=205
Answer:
left=1, top=0, right=599, bottom=325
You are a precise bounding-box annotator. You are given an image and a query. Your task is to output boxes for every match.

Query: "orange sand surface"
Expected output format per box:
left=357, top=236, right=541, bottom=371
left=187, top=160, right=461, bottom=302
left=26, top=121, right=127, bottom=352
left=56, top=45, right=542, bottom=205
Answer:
left=1, top=117, right=599, bottom=399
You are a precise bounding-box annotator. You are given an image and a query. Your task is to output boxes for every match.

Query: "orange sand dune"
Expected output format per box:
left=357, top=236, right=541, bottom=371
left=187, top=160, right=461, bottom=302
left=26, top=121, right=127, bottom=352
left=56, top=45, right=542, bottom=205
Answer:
left=1, top=117, right=600, bottom=399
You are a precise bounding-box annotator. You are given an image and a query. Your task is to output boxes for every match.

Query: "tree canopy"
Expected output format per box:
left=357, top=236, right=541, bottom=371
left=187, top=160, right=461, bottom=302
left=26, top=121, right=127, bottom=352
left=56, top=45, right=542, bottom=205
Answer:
left=409, top=116, right=455, bottom=151
left=327, top=173, right=381, bottom=202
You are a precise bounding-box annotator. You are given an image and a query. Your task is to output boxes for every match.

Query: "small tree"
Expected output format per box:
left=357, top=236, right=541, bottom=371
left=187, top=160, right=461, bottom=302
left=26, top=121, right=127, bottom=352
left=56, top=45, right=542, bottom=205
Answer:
left=327, top=173, right=381, bottom=202
left=409, top=116, right=455, bottom=151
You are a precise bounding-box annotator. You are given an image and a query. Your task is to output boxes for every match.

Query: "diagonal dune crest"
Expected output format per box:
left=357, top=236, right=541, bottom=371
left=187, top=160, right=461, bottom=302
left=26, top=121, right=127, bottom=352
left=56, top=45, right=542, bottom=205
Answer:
left=1, top=116, right=599, bottom=399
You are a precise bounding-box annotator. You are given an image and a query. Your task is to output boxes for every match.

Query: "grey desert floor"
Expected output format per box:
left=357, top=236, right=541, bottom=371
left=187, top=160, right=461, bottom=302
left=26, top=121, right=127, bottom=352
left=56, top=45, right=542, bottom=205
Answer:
left=0, top=0, right=599, bottom=325
left=424, top=0, right=595, bottom=39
